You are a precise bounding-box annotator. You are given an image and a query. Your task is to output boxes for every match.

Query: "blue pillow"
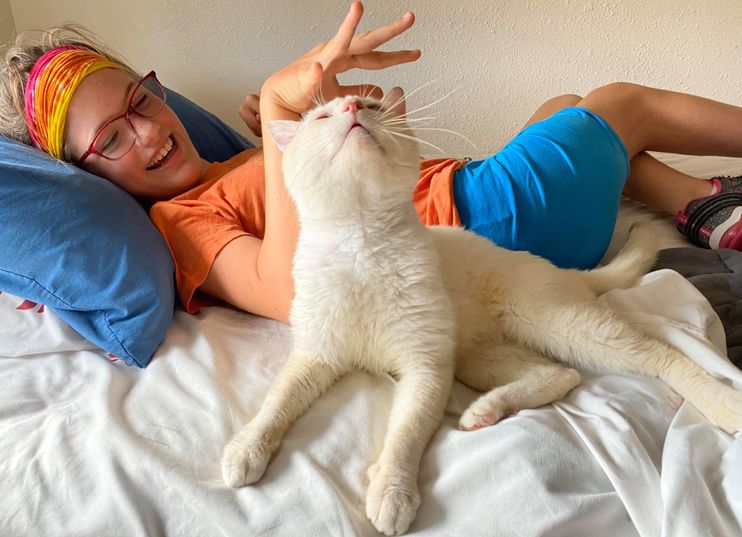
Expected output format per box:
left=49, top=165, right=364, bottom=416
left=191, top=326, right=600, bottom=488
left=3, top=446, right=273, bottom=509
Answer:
left=0, top=89, right=253, bottom=367
left=166, top=89, right=254, bottom=163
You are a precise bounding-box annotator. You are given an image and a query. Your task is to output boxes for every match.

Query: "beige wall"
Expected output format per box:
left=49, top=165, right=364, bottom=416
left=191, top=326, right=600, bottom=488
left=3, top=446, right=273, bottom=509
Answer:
left=0, top=0, right=15, bottom=46
left=9, top=0, right=742, bottom=156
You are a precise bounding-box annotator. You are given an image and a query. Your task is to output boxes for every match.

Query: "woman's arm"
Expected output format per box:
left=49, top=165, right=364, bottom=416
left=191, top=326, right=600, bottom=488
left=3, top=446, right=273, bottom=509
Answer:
left=200, top=2, right=419, bottom=323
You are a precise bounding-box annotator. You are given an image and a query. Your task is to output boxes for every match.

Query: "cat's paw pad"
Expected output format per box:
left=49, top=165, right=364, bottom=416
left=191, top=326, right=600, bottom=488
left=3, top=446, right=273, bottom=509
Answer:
left=458, top=408, right=512, bottom=431
left=221, top=436, right=271, bottom=488
left=366, top=472, right=420, bottom=536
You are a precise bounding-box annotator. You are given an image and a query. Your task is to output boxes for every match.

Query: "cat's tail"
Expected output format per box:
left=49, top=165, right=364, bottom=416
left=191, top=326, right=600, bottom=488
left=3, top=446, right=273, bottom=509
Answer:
left=580, top=222, right=659, bottom=295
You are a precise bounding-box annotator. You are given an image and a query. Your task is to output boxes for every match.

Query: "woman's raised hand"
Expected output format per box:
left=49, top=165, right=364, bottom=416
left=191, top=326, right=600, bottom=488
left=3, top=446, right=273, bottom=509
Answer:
left=261, top=2, right=420, bottom=115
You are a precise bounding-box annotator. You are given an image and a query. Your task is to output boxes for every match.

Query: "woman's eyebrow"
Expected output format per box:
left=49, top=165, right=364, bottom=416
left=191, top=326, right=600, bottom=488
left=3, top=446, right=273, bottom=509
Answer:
left=91, top=79, right=136, bottom=135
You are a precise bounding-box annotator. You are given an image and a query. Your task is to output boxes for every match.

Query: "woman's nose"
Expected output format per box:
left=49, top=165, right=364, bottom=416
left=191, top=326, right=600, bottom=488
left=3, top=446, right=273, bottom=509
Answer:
left=129, top=114, right=161, bottom=146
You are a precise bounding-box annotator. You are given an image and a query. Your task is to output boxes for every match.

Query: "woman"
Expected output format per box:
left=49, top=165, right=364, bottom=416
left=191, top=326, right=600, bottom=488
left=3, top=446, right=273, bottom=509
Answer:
left=1, top=2, right=741, bottom=323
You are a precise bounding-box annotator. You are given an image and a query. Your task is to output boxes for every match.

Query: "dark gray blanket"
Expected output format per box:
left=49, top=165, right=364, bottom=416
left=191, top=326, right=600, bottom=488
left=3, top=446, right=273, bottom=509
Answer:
left=654, top=248, right=742, bottom=368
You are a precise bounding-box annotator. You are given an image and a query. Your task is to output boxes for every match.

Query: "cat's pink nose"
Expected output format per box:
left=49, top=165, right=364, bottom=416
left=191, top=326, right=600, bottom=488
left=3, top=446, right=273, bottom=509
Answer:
left=343, top=101, right=362, bottom=113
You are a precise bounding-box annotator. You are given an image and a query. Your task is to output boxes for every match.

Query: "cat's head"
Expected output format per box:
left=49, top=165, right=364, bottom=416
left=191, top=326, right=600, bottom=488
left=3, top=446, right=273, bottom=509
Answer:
left=268, top=89, right=420, bottom=218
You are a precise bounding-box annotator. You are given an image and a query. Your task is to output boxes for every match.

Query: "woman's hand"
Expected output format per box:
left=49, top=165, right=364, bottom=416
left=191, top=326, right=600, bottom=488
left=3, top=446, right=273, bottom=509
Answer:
left=239, top=93, right=262, bottom=137
left=261, top=1, right=420, bottom=115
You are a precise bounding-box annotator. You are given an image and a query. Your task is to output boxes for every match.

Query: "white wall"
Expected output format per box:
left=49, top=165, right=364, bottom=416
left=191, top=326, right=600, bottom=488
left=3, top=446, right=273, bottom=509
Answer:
left=0, top=0, right=14, bottom=46
left=8, top=0, right=742, bottom=157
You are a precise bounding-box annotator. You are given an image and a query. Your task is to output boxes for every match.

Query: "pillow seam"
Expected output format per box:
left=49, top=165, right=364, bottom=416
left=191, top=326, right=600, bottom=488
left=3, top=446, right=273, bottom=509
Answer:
left=0, top=267, right=140, bottom=366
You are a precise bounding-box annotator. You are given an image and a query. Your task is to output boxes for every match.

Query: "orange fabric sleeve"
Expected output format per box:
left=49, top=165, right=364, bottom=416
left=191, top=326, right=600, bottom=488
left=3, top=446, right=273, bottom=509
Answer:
left=414, top=158, right=467, bottom=226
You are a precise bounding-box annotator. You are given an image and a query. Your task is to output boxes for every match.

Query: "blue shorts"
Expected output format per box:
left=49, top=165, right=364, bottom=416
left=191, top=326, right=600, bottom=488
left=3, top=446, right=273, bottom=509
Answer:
left=452, top=107, right=630, bottom=269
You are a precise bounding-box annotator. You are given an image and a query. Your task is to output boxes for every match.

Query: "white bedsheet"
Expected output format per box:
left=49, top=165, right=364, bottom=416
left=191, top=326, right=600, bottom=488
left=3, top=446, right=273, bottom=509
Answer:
left=1, top=269, right=741, bottom=537
left=3, top=154, right=742, bottom=536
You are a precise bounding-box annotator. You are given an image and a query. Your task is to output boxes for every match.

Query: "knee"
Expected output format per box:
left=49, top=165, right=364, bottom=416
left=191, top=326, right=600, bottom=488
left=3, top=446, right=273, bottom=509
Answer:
left=540, top=93, right=582, bottom=111
left=527, top=94, right=583, bottom=126
left=584, top=82, right=648, bottom=108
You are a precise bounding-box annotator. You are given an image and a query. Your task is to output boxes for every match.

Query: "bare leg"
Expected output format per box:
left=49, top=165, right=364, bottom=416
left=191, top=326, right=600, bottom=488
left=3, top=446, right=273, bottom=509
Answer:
left=576, top=82, right=742, bottom=160
left=524, top=93, right=716, bottom=215
left=621, top=153, right=714, bottom=214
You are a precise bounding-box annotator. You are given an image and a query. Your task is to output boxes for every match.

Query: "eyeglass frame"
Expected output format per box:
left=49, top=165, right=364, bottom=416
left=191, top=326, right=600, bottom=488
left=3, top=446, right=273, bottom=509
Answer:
left=77, top=70, right=166, bottom=164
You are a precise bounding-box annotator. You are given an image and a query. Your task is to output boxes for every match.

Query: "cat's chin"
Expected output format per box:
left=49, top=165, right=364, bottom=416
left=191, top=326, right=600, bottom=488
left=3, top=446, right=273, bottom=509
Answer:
left=344, top=128, right=385, bottom=155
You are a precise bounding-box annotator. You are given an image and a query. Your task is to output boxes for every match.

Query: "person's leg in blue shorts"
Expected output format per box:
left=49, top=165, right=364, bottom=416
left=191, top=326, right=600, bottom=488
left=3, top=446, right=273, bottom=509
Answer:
left=451, top=84, right=742, bottom=265
left=453, top=106, right=629, bottom=269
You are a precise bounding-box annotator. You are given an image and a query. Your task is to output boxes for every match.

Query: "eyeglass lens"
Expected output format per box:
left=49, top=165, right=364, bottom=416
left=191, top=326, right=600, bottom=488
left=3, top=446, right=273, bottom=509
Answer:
left=93, top=77, right=166, bottom=159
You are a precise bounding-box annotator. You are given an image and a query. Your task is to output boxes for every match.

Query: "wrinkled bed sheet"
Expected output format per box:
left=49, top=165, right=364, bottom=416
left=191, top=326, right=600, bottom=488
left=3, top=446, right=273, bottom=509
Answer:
left=1, top=269, right=741, bottom=537
left=655, top=247, right=742, bottom=368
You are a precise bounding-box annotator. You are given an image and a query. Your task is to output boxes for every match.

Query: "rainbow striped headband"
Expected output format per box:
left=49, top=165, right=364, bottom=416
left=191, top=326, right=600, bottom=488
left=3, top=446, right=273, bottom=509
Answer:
left=24, top=45, right=119, bottom=159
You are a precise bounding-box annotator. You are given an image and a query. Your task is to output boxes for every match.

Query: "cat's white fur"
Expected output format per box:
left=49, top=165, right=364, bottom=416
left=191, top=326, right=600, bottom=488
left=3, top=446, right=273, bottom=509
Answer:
left=222, top=91, right=742, bottom=536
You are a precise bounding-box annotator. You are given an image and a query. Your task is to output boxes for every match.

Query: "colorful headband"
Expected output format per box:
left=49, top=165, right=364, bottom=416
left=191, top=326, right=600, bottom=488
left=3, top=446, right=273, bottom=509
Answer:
left=24, top=45, right=119, bottom=159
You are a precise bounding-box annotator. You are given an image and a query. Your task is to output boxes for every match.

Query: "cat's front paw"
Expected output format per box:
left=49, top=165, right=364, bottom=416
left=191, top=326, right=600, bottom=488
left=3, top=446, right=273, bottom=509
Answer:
left=221, top=433, right=272, bottom=488
left=366, top=468, right=420, bottom=536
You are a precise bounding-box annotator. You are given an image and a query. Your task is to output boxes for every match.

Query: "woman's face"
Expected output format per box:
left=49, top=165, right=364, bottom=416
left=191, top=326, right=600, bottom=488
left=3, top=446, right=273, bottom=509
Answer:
left=64, top=68, right=209, bottom=200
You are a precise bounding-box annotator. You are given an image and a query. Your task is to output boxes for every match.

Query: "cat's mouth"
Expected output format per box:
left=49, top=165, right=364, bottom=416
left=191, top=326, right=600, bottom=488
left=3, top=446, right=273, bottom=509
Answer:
left=346, top=122, right=380, bottom=147
left=333, top=119, right=384, bottom=160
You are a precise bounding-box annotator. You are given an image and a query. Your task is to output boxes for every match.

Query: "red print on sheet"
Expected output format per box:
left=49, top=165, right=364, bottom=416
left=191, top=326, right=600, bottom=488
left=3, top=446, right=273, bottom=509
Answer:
left=0, top=292, right=45, bottom=313
left=16, top=299, right=45, bottom=313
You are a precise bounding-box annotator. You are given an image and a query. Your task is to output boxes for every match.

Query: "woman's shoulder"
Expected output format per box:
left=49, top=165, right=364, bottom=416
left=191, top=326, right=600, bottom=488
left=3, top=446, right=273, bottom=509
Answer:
left=149, top=146, right=265, bottom=216
left=205, top=146, right=264, bottom=181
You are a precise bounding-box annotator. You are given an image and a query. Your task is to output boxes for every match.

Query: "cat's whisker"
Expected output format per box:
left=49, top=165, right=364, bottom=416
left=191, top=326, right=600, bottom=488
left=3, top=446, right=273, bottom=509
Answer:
left=361, top=84, right=377, bottom=100
left=398, top=126, right=480, bottom=152
left=402, top=88, right=459, bottom=119
left=378, top=79, right=441, bottom=121
left=311, top=88, right=323, bottom=109
left=377, top=126, right=403, bottom=149
left=381, top=116, right=437, bottom=126
left=382, top=128, right=445, bottom=154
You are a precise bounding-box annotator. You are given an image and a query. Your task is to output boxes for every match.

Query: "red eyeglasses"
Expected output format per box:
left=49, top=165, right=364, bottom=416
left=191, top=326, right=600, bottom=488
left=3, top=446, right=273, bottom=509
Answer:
left=78, top=70, right=166, bottom=164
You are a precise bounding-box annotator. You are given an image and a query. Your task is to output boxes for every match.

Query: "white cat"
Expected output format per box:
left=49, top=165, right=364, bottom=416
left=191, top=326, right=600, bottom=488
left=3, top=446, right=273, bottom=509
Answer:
left=222, top=90, right=742, bottom=536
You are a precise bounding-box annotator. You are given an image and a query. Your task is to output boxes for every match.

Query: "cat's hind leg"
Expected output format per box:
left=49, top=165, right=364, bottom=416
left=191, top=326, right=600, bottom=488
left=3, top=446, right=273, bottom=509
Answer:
left=221, top=350, right=345, bottom=487
left=506, top=300, right=742, bottom=434
left=455, top=344, right=581, bottom=431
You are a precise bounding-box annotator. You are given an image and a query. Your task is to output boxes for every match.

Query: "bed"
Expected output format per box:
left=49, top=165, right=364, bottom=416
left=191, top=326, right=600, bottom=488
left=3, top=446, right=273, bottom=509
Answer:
left=1, top=154, right=741, bottom=537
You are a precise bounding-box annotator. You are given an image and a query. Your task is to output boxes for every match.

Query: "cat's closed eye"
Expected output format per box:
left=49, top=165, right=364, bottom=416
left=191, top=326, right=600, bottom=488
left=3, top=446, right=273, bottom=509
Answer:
left=316, top=113, right=331, bottom=120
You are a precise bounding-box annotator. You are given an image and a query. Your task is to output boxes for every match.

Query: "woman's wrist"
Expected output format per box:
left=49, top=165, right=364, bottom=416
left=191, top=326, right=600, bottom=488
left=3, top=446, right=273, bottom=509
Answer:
left=259, top=80, right=303, bottom=120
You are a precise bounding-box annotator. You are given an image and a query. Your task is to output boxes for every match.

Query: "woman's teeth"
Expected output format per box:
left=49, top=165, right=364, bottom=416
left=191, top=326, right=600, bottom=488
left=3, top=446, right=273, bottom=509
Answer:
left=147, top=136, right=175, bottom=169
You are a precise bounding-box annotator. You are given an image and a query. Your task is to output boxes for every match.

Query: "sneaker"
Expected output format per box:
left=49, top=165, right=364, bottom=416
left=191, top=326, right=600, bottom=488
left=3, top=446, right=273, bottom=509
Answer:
left=677, top=176, right=742, bottom=249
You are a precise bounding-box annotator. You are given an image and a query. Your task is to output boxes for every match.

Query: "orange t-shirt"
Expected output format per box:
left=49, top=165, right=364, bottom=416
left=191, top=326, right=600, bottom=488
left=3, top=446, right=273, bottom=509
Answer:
left=149, top=148, right=465, bottom=313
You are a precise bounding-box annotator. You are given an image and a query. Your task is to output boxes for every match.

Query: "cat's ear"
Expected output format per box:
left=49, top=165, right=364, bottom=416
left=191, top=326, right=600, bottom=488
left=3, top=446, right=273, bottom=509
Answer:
left=382, top=87, right=406, bottom=118
left=268, top=120, right=300, bottom=152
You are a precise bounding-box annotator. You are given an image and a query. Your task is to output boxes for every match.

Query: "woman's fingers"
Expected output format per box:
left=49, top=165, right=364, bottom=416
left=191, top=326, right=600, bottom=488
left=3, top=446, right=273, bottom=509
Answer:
left=239, top=93, right=262, bottom=136
left=334, top=49, right=420, bottom=73
left=336, top=84, right=384, bottom=100
left=348, top=11, right=415, bottom=55
left=329, top=2, right=364, bottom=55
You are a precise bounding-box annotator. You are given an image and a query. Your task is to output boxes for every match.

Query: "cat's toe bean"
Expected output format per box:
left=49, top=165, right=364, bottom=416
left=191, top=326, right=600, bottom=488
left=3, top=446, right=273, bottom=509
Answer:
left=221, top=438, right=271, bottom=488
left=366, top=475, right=420, bottom=536
left=458, top=408, right=506, bottom=431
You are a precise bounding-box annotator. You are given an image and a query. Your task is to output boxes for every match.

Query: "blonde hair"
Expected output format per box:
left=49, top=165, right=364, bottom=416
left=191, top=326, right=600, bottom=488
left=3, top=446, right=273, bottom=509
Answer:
left=0, top=23, right=139, bottom=156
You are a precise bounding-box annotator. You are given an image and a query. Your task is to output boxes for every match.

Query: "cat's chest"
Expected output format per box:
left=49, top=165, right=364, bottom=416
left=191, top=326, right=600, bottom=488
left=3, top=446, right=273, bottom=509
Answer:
left=292, top=229, right=445, bottom=323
